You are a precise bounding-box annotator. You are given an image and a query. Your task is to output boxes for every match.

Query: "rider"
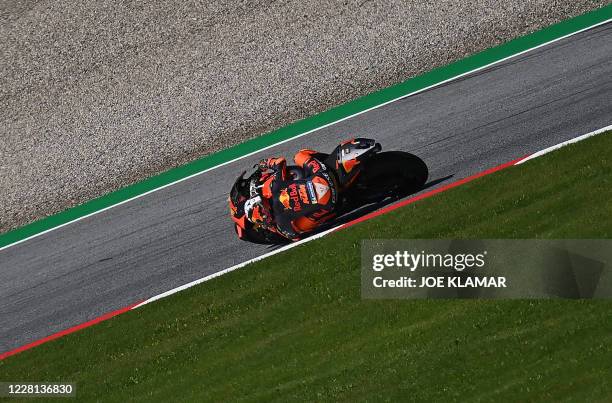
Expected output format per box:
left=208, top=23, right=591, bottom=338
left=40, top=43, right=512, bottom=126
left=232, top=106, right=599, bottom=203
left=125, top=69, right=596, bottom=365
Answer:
left=244, top=149, right=338, bottom=240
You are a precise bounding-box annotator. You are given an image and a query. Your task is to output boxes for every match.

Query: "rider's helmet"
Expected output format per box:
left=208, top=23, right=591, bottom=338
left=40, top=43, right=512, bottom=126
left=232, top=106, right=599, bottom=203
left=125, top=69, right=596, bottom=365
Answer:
left=244, top=196, right=267, bottom=225
left=229, top=169, right=273, bottom=240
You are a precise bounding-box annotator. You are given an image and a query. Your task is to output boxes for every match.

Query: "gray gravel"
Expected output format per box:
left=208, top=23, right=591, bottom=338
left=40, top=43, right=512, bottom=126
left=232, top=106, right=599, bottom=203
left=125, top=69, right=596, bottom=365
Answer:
left=0, top=0, right=608, bottom=233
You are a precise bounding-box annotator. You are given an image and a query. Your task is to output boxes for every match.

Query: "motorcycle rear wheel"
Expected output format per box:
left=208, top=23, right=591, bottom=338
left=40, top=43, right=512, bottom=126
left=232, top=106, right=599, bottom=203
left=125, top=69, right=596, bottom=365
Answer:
left=351, top=151, right=428, bottom=203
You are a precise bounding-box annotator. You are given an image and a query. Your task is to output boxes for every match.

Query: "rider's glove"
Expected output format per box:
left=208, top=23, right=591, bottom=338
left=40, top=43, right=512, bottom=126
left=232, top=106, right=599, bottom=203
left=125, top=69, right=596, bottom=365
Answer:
left=256, top=160, right=270, bottom=171
left=253, top=157, right=288, bottom=184
left=256, top=157, right=286, bottom=175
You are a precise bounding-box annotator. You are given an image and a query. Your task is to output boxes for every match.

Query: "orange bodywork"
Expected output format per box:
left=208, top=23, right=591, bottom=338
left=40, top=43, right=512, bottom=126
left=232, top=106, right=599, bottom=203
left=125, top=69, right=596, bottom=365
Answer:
left=262, top=176, right=274, bottom=199
left=292, top=216, right=319, bottom=232
left=229, top=196, right=247, bottom=230
left=228, top=197, right=238, bottom=216
left=342, top=158, right=360, bottom=173
left=250, top=205, right=264, bottom=224
left=265, top=157, right=287, bottom=167
left=231, top=214, right=246, bottom=230
left=292, top=211, right=335, bottom=234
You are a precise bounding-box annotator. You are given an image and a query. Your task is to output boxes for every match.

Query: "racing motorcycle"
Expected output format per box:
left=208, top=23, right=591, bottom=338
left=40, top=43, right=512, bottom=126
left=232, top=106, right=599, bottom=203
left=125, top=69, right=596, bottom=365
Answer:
left=229, top=138, right=428, bottom=243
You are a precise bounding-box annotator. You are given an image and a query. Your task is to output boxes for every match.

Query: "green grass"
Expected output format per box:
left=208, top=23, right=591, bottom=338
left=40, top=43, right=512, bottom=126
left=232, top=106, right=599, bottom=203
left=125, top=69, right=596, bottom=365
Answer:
left=1, top=133, right=611, bottom=402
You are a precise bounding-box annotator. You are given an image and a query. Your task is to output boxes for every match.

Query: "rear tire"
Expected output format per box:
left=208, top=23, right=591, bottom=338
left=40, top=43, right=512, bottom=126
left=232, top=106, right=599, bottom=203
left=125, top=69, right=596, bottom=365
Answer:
left=352, top=151, right=428, bottom=202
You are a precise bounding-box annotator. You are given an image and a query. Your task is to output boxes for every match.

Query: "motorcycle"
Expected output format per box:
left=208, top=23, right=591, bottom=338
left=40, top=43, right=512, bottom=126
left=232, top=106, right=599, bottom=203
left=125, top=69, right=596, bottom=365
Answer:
left=229, top=138, right=428, bottom=243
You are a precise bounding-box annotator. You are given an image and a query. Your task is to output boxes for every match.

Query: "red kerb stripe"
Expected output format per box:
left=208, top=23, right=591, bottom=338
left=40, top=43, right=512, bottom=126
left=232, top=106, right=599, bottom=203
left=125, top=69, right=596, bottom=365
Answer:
left=0, top=301, right=143, bottom=361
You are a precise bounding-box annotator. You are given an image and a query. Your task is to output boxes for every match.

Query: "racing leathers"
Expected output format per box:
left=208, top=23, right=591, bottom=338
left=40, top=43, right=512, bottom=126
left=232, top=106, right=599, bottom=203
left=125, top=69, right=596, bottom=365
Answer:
left=257, top=150, right=338, bottom=240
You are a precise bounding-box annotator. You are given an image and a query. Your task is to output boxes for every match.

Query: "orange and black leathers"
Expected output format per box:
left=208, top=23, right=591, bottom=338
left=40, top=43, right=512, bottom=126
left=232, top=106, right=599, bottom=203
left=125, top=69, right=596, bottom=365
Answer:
left=259, top=150, right=338, bottom=240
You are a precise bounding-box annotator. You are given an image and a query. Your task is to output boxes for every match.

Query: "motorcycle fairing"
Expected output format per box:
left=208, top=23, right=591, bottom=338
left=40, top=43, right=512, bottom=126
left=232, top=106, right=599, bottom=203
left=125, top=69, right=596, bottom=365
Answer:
left=334, top=138, right=381, bottom=187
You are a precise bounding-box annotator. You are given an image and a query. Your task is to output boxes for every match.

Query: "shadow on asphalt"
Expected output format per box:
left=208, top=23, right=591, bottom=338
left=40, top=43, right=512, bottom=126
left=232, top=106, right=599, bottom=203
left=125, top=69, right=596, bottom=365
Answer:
left=329, top=174, right=455, bottom=227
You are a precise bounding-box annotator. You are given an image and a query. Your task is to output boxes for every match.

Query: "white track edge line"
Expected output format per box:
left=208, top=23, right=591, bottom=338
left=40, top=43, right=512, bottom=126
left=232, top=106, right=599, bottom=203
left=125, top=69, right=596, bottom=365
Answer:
left=515, top=124, right=612, bottom=164
left=132, top=227, right=338, bottom=308
left=2, top=18, right=609, bottom=253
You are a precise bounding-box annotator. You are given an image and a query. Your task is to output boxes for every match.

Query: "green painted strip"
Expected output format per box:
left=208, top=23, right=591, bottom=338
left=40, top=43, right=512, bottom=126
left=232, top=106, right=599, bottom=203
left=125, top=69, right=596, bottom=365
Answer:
left=1, top=5, right=611, bottom=249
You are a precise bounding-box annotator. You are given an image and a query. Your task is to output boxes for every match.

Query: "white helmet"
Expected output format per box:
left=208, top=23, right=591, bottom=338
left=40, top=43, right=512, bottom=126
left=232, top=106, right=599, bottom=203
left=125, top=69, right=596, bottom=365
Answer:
left=244, top=196, right=266, bottom=224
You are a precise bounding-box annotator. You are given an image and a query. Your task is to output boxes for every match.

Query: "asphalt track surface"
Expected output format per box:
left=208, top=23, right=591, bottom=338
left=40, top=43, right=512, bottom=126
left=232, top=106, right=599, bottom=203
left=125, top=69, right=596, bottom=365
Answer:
left=1, top=23, right=611, bottom=354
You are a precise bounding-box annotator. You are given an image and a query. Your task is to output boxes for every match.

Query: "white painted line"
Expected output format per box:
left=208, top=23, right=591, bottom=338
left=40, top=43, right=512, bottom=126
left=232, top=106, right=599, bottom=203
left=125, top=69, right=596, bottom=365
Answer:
left=1, top=18, right=610, bottom=253
left=132, top=227, right=338, bottom=308
left=515, top=124, right=612, bottom=165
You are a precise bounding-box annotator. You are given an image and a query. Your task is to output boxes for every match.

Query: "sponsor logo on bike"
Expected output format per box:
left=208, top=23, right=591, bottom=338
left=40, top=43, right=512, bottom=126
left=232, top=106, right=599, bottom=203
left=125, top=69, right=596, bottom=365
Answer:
left=279, top=188, right=291, bottom=210
left=312, top=177, right=331, bottom=204
left=288, top=183, right=302, bottom=212
left=308, top=159, right=321, bottom=173
left=306, top=181, right=318, bottom=204
left=298, top=184, right=310, bottom=204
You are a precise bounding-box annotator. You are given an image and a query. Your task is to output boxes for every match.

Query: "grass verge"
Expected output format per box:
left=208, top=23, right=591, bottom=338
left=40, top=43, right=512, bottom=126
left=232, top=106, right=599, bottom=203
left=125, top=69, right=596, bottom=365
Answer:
left=1, top=132, right=611, bottom=402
